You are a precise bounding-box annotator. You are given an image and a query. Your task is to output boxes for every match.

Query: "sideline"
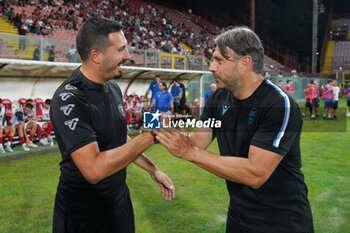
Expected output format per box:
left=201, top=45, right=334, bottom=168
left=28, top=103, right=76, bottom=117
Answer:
left=0, top=145, right=59, bottom=163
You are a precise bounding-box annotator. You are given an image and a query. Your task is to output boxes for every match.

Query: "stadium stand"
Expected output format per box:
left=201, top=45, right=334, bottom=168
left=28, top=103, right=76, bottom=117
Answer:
left=332, top=41, right=350, bottom=72
left=0, top=0, right=284, bottom=71
left=322, top=14, right=350, bottom=73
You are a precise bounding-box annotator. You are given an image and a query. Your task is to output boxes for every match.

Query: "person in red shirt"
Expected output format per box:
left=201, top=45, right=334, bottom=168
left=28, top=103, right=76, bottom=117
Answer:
left=319, top=83, right=325, bottom=99
left=303, top=82, right=312, bottom=117
left=285, top=80, right=294, bottom=96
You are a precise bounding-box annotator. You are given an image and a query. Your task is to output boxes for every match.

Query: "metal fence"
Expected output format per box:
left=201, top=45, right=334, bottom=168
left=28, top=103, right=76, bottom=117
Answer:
left=0, top=33, right=206, bottom=70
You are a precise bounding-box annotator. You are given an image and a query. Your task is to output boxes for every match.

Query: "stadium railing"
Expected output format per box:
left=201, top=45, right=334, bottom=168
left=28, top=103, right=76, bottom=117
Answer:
left=0, top=32, right=206, bottom=70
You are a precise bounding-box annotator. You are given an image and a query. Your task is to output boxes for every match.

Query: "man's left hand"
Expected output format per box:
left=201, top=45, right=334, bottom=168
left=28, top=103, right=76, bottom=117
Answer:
left=154, top=127, right=195, bottom=160
left=150, top=169, right=175, bottom=201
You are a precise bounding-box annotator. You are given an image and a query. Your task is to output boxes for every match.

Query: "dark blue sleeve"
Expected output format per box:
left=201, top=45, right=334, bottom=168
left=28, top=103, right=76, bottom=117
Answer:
left=177, top=86, right=182, bottom=96
left=15, top=112, right=24, bottom=122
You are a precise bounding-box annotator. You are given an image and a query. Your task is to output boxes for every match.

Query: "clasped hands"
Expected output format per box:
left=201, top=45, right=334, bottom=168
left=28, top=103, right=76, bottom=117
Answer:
left=141, top=126, right=196, bottom=160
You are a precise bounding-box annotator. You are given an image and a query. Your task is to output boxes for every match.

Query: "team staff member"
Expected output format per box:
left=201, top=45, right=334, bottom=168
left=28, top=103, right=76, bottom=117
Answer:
left=178, top=79, right=190, bottom=115
left=148, top=82, right=174, bottom=118
left=145, top=74, right=160, bottom=106
left=50, top=17, right=174, bottom=233
left=203, top=83, right=217, bottom=106
left=171, top=79, right=182, bottom=114
left=155, top=26, right=314, bottom=233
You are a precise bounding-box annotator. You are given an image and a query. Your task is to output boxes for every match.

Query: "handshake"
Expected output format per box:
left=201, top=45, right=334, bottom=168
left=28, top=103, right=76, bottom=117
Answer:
left=139, top=125, right=195, bottom=160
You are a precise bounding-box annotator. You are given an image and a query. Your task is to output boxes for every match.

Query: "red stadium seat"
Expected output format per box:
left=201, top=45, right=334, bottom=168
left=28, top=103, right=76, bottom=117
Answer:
left=18, top=98, right=27, bottom=109
left=34, top=98, right=44, bottom=108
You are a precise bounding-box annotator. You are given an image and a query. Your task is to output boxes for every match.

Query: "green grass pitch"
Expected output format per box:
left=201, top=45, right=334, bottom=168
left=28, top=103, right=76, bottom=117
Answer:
left=0, top=100, right=349, bottom=233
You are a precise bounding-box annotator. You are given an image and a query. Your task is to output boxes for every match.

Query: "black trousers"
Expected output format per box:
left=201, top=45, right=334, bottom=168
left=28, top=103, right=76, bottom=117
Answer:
left=53, top=187, right=135, bottom=233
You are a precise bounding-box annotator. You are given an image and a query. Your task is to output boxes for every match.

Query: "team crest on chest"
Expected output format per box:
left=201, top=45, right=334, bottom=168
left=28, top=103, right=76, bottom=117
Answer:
left=248, top=107, right=257, bottom=125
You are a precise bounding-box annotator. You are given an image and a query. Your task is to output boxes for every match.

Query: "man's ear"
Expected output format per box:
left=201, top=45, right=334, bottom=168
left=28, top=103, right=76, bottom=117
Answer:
left=241, top=55, right=254, bottom=70
left=90, top=49, right=103, bottom=64
left=242, top=56, right=251, bottom=66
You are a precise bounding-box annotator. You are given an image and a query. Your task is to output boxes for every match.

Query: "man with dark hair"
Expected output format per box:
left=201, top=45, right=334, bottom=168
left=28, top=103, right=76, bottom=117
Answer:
left=332, top=80, right=340, bottom=119
left=323, top=80, right=334, bottom=120
left=10, top=103, right=34, bottom=151
left=50, top=17, right=174, bottom=233
left=23, top=99, right=40, bottom=147
left=48, top=45, right=56, bottom=62
left=145, top=74, right=160, bottom=107
left=155, top=26, right=314, bottom=233
left=36, top=98, right=54, bottom=146
left=278, top=80, right=284, bottom=89
left=124, top=95, right=135, bottom=129
left=285, top=79, right=295, bottom=96
left=303, top=82, right=313, bottom=117
left=170, top=78, right=182, bottom=115
left=148, top=82, right=174, bottom=119
left=310, top=80, right=320, bottom=119
left=178, top=79, right=189, bottom=115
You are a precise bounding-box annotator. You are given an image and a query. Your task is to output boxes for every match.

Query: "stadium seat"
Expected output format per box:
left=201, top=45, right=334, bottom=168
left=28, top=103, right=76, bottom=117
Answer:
left=34, top=98, right=44, bottom=108
left=18, top=98, right=27, bottom=109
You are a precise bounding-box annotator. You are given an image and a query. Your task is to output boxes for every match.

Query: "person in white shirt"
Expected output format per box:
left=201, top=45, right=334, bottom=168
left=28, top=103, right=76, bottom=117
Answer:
left=36, top=99, right=54, bottom=146
left=124, top=95, right=135, bottom=129
left=332, top=80, right=340, bottom=119
left=134, top=95, right=145, bottom=129
left=10, top=103, right=35, bottom=151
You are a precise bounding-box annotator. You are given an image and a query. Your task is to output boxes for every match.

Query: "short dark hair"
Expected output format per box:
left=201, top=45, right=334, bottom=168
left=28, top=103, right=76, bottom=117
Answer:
left=26, top=99, right=33, bottom=103
left=128, top=95, right=133, bottom=98
left=45, top=99, right=52, bottom=105
left=328, top=80, right=333, bottom=84
left=76, top=17, right=123, bottom=61
left=160, top=82, right=167, bottom=90
left=25, top=103, right=33, bottom=109
left=215, top=26, right=264, bottom=74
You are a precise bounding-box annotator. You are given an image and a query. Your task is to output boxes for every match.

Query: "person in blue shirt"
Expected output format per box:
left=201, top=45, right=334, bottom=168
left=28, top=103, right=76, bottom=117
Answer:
left=171, top=78, right=182, bottom=116
left=148, top=82, right=174, bottom=118
left=145, top=75, right=160, bottom=107
left=203, top=83, right=217, bottom=105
